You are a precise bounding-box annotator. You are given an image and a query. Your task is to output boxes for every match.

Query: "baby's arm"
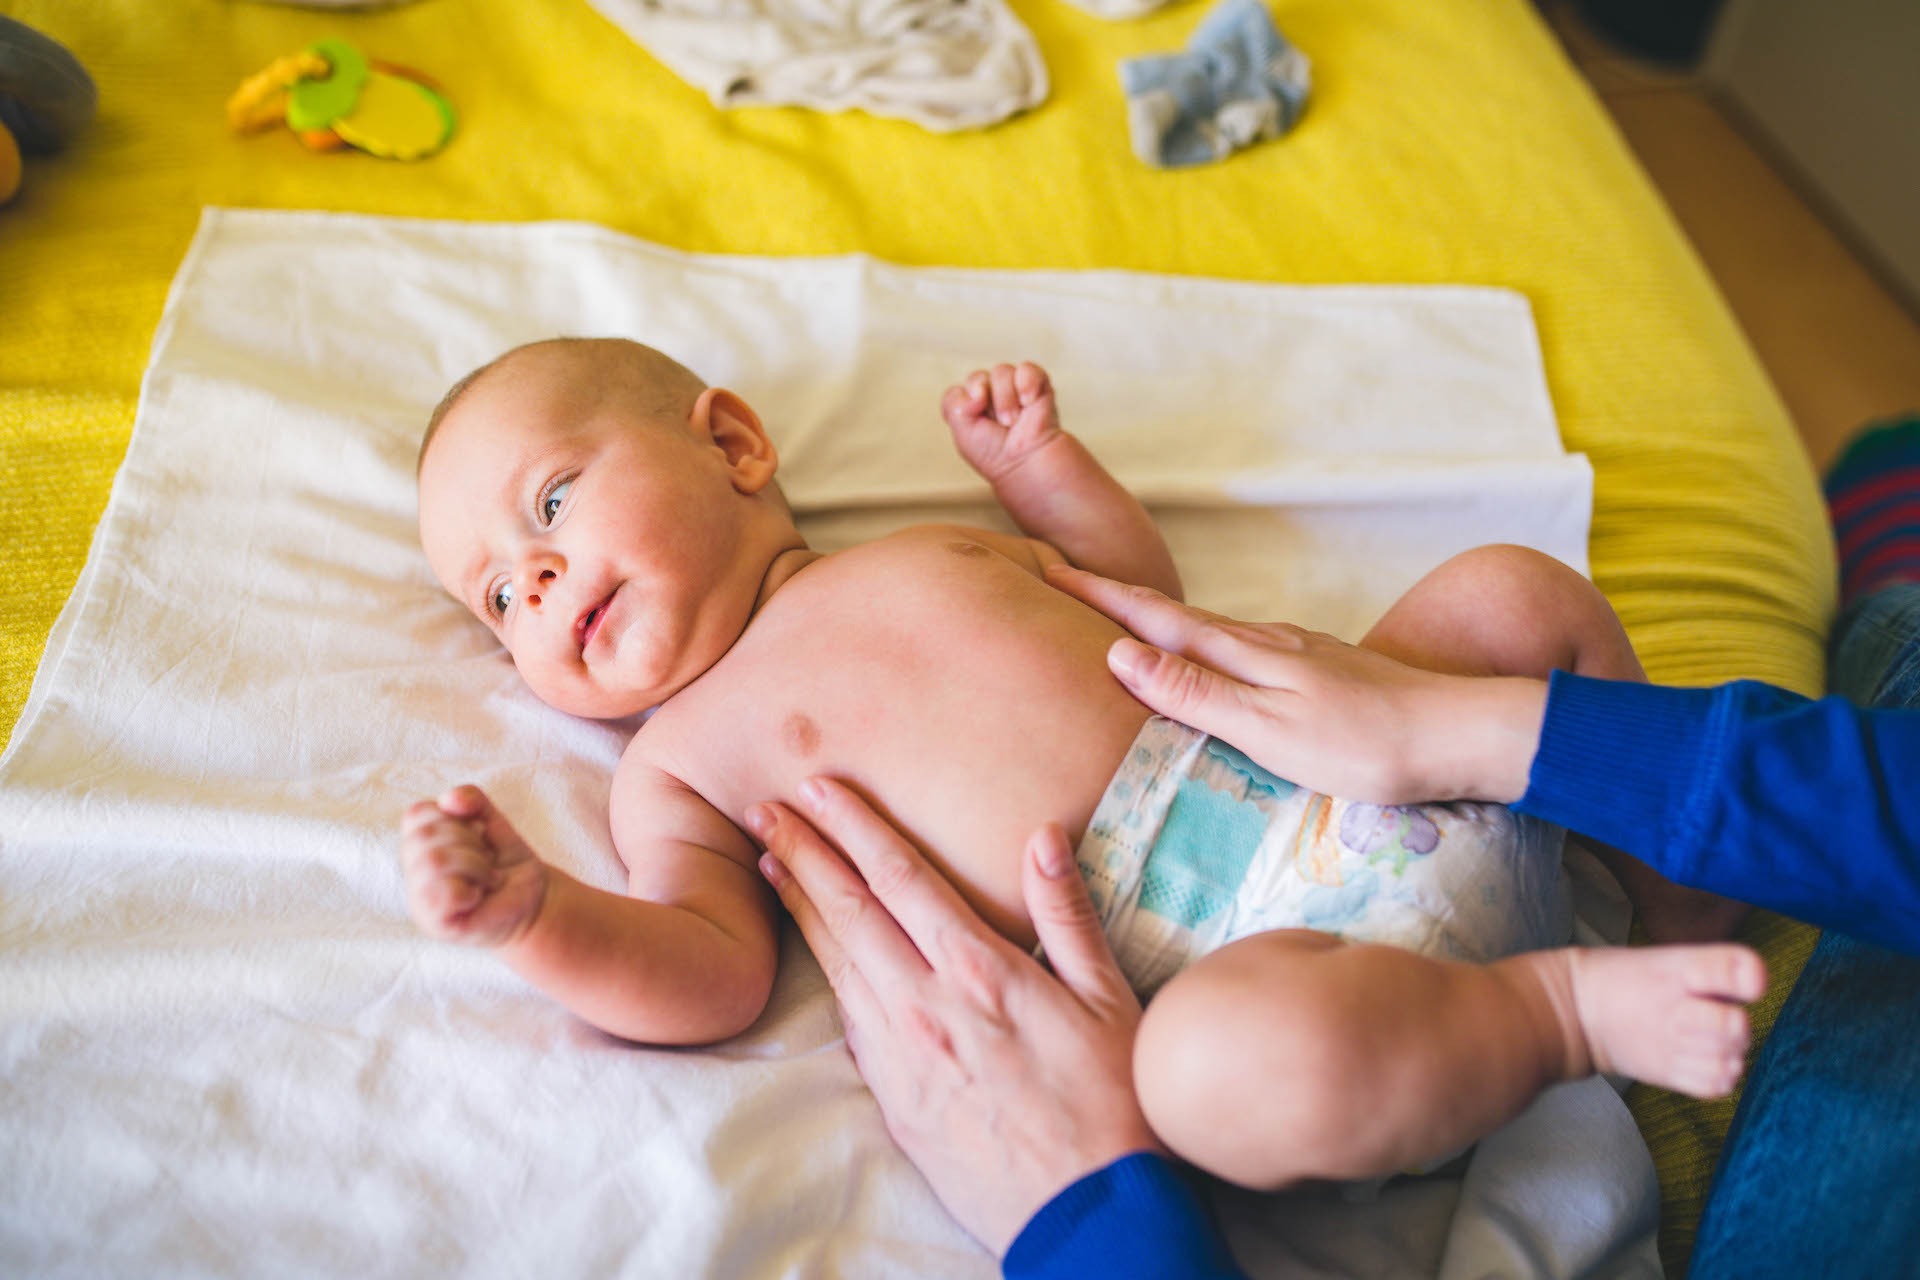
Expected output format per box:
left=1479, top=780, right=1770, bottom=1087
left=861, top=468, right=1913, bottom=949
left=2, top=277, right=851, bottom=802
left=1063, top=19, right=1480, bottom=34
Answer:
left=944, top=362, right=1182, bottom=600
left=400, top=774, right=778, bottom=1045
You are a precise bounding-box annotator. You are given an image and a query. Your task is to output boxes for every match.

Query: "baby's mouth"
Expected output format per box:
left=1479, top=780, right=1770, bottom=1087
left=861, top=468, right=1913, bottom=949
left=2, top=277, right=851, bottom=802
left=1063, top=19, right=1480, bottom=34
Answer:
left=577, top=591, right=615, bottom=652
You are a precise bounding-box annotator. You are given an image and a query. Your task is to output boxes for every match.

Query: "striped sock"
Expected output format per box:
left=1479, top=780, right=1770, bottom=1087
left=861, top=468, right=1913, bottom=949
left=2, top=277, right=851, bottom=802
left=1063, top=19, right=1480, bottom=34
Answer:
left=1825, top=415, right=1920, bottom=607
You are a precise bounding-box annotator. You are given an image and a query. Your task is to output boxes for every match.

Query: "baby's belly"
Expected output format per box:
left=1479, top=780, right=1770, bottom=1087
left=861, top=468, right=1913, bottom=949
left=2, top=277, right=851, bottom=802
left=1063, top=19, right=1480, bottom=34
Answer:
left=657, top=567, right=1155, bottom=948
left=722, top=664, right=1150, bottom=951
left=834, top=685, right=1154, bottom=949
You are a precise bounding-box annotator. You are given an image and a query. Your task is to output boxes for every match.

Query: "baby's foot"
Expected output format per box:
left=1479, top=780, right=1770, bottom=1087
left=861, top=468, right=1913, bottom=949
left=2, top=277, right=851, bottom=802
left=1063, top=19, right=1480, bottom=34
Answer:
left=1520, top=943, right=1766, bottom=1098
left=400, top=784, right=549, bottom=948
left=1631, top=882, right=1752, bottom=945
left=941, top=360, right=1063, bottom=482
left=1590, top=843, right=1751, bottom=942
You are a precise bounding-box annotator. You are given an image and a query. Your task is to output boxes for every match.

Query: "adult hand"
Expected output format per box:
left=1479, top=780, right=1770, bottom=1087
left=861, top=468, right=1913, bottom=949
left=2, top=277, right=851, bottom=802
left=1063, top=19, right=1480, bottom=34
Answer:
left=745, top=779, right=1157, bottom=1255
left=1047, top=564, right=1548, bottom=805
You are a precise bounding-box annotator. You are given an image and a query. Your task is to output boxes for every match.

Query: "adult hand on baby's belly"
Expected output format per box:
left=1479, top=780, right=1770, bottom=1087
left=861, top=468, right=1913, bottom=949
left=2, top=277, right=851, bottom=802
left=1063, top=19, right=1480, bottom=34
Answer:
left=1050, top=565, right=1546, bottom=806
left=746, top=778, right=1158, bottom=1255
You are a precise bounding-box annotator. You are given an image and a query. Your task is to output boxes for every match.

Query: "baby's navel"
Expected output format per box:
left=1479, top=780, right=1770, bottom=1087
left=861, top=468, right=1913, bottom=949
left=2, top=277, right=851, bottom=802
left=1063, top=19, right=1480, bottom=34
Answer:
left=782, top=711, right=821, bottom=758
left=946, top=539, right=990, bottom=558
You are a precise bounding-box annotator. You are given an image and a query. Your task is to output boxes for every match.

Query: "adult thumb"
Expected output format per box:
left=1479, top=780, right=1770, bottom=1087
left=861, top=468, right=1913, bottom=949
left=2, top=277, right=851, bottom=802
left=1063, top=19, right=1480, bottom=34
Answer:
left=1022, top=824, right=1139, bottom=1019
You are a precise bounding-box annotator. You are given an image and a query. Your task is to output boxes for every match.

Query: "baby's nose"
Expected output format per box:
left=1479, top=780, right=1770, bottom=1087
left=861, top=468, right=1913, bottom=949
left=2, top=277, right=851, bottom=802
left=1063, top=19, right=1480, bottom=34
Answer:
left=521, top=563, right=560, bottom=608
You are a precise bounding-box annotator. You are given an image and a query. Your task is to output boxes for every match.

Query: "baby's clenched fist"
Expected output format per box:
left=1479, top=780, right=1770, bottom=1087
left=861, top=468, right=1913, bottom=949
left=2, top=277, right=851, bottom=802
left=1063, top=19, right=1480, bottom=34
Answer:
left=942, top=361, right=1065, bottom=482
left=400, top=785, right=549, bottom=948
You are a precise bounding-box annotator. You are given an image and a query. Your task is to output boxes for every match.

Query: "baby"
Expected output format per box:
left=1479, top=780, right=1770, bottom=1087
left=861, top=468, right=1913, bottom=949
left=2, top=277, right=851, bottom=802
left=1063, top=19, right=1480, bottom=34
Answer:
left=402, top=337, right=1763, bottom=1189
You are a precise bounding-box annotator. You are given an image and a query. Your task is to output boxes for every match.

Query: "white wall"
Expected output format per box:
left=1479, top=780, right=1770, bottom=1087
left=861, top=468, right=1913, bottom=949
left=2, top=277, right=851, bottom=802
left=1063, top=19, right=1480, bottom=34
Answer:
left=1708, top=0, right=1920, bottom=311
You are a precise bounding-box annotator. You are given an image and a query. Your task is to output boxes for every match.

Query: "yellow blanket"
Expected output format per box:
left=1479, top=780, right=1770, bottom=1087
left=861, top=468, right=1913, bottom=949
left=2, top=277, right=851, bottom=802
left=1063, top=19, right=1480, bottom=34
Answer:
left=0, top=0, right=1830, bottom=1268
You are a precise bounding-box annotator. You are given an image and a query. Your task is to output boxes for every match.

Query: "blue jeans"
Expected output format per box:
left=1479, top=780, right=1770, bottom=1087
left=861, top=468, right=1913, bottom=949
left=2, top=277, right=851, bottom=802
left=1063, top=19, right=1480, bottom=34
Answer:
left=1690, top=583, right=1920, bottom=1278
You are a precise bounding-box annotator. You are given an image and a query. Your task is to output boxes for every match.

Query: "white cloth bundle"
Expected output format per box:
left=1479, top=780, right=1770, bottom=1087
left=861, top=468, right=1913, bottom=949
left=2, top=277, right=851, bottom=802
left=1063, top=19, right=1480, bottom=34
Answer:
left=586, top=0, right=1048, bottom=131
left=0, top=209, right=1655, bottom=1278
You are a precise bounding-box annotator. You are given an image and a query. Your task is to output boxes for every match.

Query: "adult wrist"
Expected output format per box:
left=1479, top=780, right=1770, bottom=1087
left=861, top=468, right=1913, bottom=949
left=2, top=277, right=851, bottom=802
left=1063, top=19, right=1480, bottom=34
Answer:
left=1436, top=674, right=1547, bottom=804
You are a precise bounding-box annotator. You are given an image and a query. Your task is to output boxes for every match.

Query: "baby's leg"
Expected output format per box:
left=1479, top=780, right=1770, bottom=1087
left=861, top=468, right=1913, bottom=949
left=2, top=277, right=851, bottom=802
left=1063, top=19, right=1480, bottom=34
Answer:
left=1360, top=543, right=1644, bottom=683
left=1360, top=544, right=1746, bottom=941
left=1131, top=929, right=1765, bottom=1189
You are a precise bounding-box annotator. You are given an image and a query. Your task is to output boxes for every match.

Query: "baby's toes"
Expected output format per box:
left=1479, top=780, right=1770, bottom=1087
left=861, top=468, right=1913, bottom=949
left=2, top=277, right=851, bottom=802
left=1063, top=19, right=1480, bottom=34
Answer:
left=1699, top=944, right=1767, bottom=1003
left=1680, top=993, right=1749, bottom=1051
left=1642, top=997, right=1748, bottom=1098
left=1672, top=1044, right=1745, bottom=1098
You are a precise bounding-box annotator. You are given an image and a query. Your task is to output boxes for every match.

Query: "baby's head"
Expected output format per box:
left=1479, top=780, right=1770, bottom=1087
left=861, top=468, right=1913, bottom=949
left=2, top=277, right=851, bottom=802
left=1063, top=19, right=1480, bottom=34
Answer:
left=417, top=337, right=799, bottom=719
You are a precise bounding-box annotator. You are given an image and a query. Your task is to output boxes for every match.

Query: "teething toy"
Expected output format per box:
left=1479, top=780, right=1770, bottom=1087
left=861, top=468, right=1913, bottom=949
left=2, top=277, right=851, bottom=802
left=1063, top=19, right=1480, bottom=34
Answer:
left=0, top=14, right=98, bottom=205
left=227, top=37, right=455, bottom=160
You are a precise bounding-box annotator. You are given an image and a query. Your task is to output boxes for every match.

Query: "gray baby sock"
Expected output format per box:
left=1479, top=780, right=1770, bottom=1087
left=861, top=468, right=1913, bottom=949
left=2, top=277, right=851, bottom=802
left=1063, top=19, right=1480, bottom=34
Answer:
left=1119, top=0, right=1311, bottom=168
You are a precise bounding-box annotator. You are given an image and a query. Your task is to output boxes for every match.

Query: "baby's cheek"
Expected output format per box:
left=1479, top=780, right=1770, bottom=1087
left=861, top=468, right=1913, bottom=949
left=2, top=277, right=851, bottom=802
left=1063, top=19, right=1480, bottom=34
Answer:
left=508, top=651, right=576, bottom=713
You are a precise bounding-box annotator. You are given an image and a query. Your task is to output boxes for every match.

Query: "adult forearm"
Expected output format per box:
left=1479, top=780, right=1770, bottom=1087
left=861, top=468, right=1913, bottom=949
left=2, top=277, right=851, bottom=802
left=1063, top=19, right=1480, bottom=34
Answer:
left=1517, top=673, right=1920, bottom=952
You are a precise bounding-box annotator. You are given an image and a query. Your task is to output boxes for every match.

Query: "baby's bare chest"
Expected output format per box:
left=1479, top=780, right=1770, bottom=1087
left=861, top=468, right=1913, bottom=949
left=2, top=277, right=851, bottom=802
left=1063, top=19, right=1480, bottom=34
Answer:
left=631, top=536, right=1153, bottom=920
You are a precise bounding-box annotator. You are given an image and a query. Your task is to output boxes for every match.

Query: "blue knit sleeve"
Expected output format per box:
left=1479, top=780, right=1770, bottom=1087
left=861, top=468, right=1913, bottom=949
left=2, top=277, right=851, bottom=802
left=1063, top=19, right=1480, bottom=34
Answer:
left=1002, top=1152, right=1246, bottom=1280
left=1516, top=671, right=1920, bottom=953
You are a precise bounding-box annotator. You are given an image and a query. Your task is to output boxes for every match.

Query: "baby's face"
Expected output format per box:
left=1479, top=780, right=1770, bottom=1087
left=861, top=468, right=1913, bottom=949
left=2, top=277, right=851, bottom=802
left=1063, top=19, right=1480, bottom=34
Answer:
left=417, top=350, right=767, bottom=719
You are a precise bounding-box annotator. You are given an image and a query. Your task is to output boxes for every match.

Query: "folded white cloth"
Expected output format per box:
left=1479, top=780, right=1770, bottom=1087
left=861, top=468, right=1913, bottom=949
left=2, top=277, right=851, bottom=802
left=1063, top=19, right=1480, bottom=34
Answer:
left=0, top=208, right=1652, bottom=1278
left=586, top=0, right=1047, bottom=132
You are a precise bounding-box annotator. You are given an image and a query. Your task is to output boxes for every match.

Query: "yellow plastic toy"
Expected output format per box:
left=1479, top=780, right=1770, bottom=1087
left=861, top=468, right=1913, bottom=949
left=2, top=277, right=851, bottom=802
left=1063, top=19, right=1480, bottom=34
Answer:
left=0, top=125, right=19, bottom=205
left=227, top=38, right=455, bottom=161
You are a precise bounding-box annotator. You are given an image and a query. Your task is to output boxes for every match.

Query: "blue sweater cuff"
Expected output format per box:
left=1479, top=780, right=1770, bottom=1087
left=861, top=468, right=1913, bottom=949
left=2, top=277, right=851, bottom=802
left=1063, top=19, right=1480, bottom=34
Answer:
left=1515, top=670, right=1722, bottom=884
left=1003, top=1152, right=1245, bottom=1279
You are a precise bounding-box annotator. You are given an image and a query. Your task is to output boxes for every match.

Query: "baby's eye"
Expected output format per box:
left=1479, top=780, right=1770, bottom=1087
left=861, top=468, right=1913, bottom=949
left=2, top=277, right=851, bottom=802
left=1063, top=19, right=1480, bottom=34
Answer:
left=489, top=580, right=515, bottom=618
left=541, top=479, right=573, bottom=524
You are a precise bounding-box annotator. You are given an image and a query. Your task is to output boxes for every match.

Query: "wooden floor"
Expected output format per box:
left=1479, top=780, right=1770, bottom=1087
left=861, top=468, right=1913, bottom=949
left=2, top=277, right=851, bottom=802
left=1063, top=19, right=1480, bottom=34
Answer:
left=1545, top=2, right=1920, bottom=471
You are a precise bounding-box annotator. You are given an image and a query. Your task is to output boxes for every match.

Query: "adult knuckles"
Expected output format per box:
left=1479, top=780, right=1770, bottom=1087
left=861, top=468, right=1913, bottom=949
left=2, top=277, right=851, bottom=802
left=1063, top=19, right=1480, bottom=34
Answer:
left=819, top=950, right=860, bottom=997
left=1116, top=579, right=1171, bottom=615
left=821, top=884, right=873, bottom=942
left=944, top=932, right=1015, bottom=1021
left=862, top=847, right=925, bottom=904
left=1254, top=620, right=1309, bottom=649
left=1152, top=653, right=1217, bottom=714
left=901, top=1001, right=961, bottom=1061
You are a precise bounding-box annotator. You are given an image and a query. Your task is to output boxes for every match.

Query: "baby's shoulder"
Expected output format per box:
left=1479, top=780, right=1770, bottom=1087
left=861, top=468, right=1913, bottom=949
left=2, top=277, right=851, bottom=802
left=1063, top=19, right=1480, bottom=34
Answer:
left=840, top=523, right=1048, bottom=576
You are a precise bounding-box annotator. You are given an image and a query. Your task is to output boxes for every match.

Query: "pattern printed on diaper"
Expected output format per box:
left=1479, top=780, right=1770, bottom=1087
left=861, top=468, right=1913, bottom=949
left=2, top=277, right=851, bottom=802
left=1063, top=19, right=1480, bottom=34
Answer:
left=1077, top=717, right=1571, bottom=998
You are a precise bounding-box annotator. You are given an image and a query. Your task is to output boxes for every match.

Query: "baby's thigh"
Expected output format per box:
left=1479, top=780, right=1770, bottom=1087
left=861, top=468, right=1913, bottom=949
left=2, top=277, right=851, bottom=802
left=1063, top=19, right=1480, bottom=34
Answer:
left=1361, top=543, right=1634, bottom=679
left=1131, top=927, right=1355, bottom=1186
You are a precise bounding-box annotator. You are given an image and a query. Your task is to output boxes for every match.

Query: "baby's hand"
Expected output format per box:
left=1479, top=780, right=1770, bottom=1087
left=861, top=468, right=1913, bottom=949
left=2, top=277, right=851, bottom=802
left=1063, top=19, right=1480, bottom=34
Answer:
left=942, top=361, right=1064, bottom=482
left=400, top=785, right=549, bottom=948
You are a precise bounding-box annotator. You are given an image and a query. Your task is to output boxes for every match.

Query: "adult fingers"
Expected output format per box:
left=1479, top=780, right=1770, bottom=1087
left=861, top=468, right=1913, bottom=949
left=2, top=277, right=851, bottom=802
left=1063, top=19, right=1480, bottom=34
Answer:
left=1021, top=824, right=1140, bottom=1022
left=792, top=777, right=1000, bottom=966
left=1046, top=565, right=1282, bottom=677
left=1105, top=639, right=1283, bottom=760
left=751, top=802, right=902, bottom=1032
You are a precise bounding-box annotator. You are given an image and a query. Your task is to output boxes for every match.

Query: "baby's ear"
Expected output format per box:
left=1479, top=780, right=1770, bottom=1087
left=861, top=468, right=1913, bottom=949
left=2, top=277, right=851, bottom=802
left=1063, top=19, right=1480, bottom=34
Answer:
left=694, top=387, right=778, bottom=494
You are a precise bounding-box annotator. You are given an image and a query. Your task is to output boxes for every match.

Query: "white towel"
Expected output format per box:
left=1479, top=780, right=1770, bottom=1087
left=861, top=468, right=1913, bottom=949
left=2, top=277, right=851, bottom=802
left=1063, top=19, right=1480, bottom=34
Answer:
left=0, top=209, right=1652, bottom=1278
left=586, top=0, right=1048, bottom=132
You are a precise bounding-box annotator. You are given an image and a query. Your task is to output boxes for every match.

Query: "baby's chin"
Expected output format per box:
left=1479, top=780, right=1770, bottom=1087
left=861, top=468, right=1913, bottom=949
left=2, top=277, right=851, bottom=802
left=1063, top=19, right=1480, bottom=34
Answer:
left=542, top=684, right=658, bottom=722
left=518, top=664, right=663, bottom=722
